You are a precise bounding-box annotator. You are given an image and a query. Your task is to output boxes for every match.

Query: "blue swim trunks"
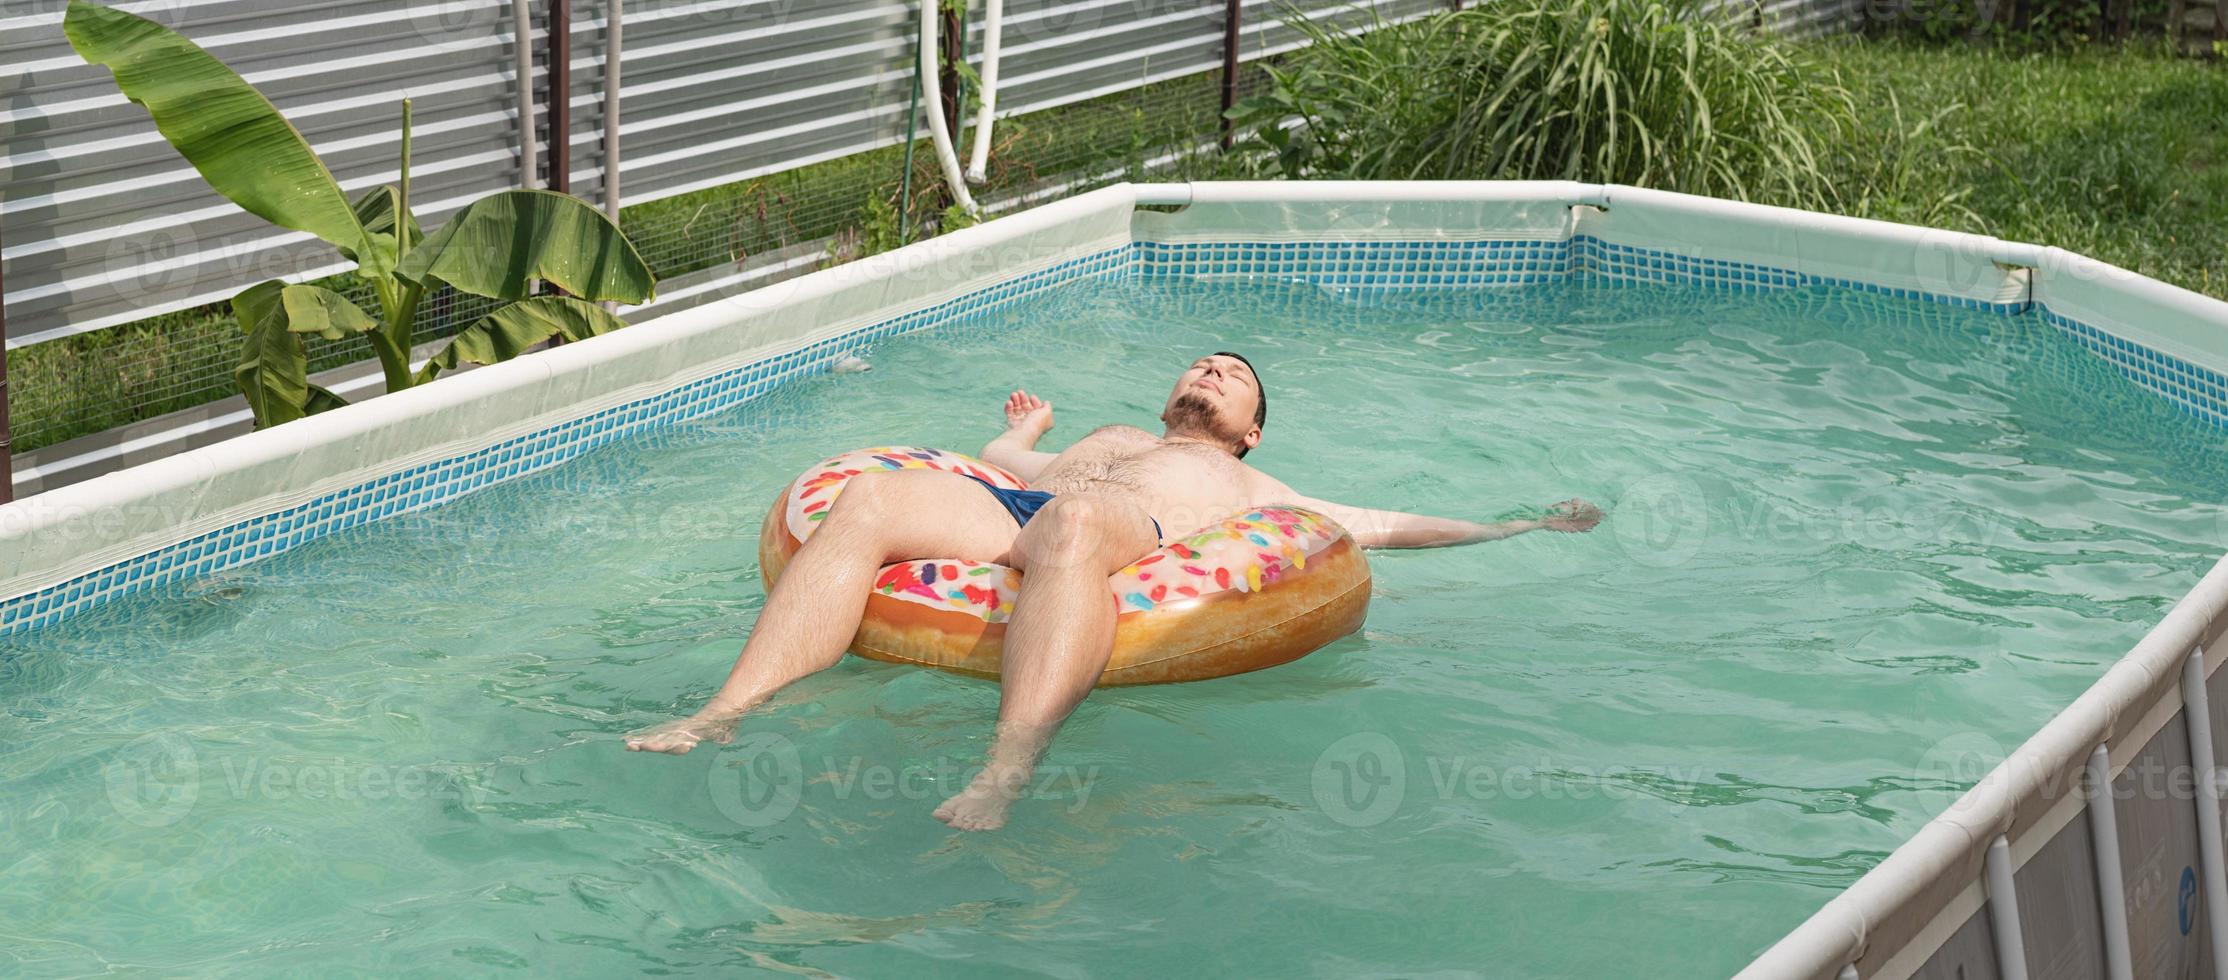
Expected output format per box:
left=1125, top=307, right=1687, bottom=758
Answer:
left=961, top=475, right=1162, bottom=544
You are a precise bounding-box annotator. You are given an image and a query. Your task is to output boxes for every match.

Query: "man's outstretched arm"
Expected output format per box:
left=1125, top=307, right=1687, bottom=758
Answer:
left=980, top=390, right=1059, bottom=480
left=1251, top=473, right=1603, bottom=549
left=1289, top=497, right=1602, bottom=549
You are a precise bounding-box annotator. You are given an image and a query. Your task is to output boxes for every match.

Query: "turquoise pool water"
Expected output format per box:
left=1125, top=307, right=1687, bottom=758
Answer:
left=5, top=275, right=2227, bottom=977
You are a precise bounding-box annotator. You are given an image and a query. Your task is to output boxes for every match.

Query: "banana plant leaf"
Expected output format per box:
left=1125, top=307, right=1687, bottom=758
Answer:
left=231, top=281, right=376, bottom=427
left=231, top=281, right=312, bottom=427
left=415, top=297, right=630, bottom=384
left=304, top=383, right=351, bottom=416
left=277, top=284, right=381, bottom=340
left=394, top=190, right=655, bottom=304
left=64, top=1, right=384, bottom=276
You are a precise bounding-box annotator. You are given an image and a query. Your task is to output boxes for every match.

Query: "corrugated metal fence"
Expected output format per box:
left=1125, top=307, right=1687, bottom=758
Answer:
left=1, top=0, right=1449, bottom=349
left=2, top=0, right=530, bottom=347
left=0, top=0, right=1861, bottom=495
left=1, top=0, right=1859, bottom=345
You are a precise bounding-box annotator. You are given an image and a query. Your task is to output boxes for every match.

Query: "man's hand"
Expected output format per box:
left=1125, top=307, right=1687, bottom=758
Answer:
left=983, top=390, right=1059, bottom=480
left=1541, top=498, right=1604, bottom=533
left=1004, top=390, right=1054, bottom=438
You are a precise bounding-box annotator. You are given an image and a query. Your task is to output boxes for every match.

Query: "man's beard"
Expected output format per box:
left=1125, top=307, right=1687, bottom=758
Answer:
left=1163, top=393, right=1233, bottom=447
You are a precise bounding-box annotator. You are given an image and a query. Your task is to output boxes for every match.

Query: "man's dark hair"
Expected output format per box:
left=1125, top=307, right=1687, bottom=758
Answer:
left=1214, top=351, right=1265, bottom=457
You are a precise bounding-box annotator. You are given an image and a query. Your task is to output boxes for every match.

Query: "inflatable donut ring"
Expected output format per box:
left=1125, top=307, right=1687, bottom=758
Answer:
left=757, top=446, right=1371, bottom=685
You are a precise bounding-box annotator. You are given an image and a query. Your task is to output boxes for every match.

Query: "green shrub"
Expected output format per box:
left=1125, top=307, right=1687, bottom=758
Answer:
left=1227, top=0, right=1854, bottom=209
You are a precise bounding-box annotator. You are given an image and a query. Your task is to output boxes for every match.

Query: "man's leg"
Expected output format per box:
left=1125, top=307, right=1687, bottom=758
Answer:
left=934, top=492, right=1159, bottom=830
left=627, top=469, right=1023, bottom=754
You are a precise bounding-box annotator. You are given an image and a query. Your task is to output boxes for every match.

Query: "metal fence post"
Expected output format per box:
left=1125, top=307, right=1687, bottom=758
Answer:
left=1219, top=0, right=1241, bottom=150
left=939, top=0, right=964, bottom=145
left=1, top=213, right=12, bottom=506
left=549, top=0, right=572, bottom=195
left=545, top=0, right=573, bottom=346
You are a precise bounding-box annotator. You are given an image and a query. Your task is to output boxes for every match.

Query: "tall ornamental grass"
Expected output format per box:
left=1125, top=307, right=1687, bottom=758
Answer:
left=1229, top=0, right=1856, bottom=209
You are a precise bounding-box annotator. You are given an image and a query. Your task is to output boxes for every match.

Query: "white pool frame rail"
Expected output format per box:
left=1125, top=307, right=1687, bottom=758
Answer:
left=3, top=181, right=2228, bottom=980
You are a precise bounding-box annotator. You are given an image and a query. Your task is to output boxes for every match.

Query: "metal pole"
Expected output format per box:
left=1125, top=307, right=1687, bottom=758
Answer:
left=2087, top=744, right=2136, bottom=980
left=544, top=0, right=573, bottom=346
left=548, top=0, right=571, bottom=195
left=2180, top=647, right=2228, bottom=977
left=602, top=0, right=621, bottom=219
left=1985, top=835, right=2032, bottom=980
left=899, top=31, right=923, bottom=245
left=1219, top=0, right=1241, bottom=151
left=939, top=0, right=963, bottom=145
left=513, top=0, right=538, bottom=189
left=0, top=212, right=13, bottom=506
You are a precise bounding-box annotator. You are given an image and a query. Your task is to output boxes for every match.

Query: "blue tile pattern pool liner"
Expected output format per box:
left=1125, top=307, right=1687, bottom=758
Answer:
left=3, top=237, right=2220, bottom=636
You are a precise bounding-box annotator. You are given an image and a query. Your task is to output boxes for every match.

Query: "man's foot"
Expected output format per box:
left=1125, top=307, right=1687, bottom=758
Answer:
left=625, top=710, right=741, bottom=755
left=933, top=762, right=1031, bottom=831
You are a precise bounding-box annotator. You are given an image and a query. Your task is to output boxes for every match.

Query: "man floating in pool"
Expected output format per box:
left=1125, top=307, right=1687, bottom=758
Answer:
left=627, top=353, right=1604, bottom=830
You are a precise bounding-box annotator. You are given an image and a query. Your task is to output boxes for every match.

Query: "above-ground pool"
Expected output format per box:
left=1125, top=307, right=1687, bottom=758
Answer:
left=6, top=184, right=2228, bottom=978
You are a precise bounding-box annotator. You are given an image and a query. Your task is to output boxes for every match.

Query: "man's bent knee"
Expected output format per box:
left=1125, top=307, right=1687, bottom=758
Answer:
left=823, top=470, right=919, bottom=526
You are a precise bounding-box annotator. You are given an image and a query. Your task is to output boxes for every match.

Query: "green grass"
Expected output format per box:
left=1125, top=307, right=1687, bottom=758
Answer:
left=1812, top=38, right=2228, bottom=298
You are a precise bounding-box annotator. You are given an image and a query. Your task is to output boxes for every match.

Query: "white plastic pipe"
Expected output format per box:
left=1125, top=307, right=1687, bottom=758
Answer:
left=512, top=0, right=537, bottom=189
left=603, top=0, right=622, bottom=218
left=918, top=0, right=978, bottom=215
left=963, top=0, right=1002, bottom=183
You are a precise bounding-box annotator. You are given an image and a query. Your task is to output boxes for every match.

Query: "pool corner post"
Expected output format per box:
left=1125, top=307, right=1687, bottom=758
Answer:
left=2178, top=647, right=2228, bottom=976
left=1218, top=0, right=1241, bottom=151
